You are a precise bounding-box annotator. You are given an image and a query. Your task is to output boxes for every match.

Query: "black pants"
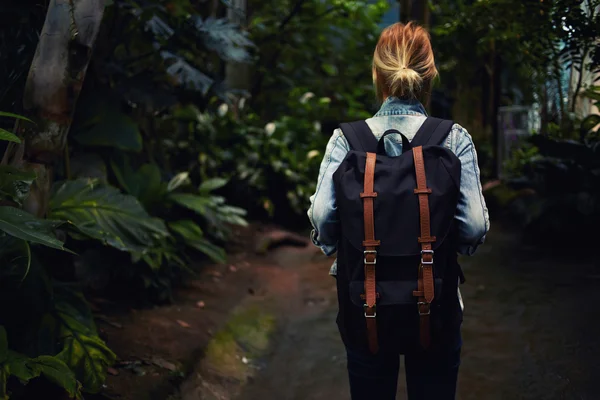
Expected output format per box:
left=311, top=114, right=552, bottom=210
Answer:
left=346, top=333, right=461, bottom=400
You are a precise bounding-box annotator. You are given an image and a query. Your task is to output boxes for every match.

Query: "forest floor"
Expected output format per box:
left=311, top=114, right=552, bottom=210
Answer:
left=93, top=221, right=600, bottom=400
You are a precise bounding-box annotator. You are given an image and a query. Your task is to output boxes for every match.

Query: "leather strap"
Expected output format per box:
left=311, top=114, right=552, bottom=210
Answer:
left=410, top=117, right=455, bottom=147
left=412, top=146, right=436, bottom=349
left=362, top=152, right=379, bottom=354
left=339, top=121, right=378, bottom=152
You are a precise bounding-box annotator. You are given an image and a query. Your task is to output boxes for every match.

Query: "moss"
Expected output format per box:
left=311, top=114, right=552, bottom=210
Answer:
left=202, top=304, right=276, bottom=381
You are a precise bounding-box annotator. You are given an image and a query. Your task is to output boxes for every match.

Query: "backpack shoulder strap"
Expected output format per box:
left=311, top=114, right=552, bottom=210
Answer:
left=411, top=117, right=455, bottom=147
left=339, top=120, right=378, bottom=153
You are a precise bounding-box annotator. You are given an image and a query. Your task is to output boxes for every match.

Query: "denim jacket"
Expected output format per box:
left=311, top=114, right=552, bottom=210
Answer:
left=308, top=97, right=490, bottom=276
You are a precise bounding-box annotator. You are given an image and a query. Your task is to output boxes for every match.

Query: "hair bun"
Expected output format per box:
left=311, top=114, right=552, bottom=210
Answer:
left=372, top=22, right=437, bottom=100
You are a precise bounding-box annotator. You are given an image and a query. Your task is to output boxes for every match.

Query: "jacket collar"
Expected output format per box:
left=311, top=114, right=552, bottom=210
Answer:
left=373, top=96, right=428, bottom=117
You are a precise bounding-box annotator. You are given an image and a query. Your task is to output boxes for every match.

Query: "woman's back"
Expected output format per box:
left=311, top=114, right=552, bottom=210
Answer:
left=307, top=21, right=489, bottom=400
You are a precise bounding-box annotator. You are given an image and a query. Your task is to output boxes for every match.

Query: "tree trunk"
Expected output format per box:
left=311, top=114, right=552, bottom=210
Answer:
left=570, top=46, right=589, bottom=113
left=5, top=0, right=106, bottom=217
left=399, top=0, right=412, bottom=23
left=226, top=0, right=251, bottom=93
left=411, top=0, right=430, bottom=27
left=540, top=81, right=548, bottom=135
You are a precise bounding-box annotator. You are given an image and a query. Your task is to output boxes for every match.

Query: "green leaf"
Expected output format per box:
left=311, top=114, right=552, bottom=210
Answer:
left=581, top=114, right=600, bottom=135
left=169, top=220, right=226, bottom=263
left=0, top=207, right=66, bottom=250
left=48, top=179, right=169, bottom=253
left=0, top=166, right=36, bottom=205
left=198, top=178, right=228, bottom=193
left=72, top=110, right=142, bottom=152
left=29, top=356, right=81, bottom=398
left=110, top=157, right=166, bottom=207
left=0, top=128, right=21, bottom=143
left=0, top=327, right=7, bottom=364
left=169, top=219, right=203, bottom=238
left=3, top=351, right=82, bottom=399
left=167, top=172, right=191, bottom=192
left=54, top=286, right=116, bottom=394
left=5, top=351, right=34, bottom=382
left=187, top=237, right=227, bottom=264
left=583, top=89, right=600, bottom=102
left=170, top=193, right=212, bottom=215
left=0, top=112, right=34, bottom=124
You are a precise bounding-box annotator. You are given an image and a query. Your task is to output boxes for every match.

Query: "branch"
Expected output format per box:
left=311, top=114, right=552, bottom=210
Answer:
left=251, top=0, right=309, bottom=98
left=256, top=0, right=309, bottom=45
left=278, top=0, right=309, bottom=31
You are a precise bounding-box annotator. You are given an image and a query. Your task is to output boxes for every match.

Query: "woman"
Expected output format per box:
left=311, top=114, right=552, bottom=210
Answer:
left=307, top=22, right=489, bottom=399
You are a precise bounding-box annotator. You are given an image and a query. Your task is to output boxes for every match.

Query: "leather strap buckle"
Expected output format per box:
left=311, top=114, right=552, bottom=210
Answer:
left=364, top=304, right=377, bottom=318
left=364, top=250, right=377, bottom=265
left=417, top=302, right=431, bottom=316
left=420, top=249, right=434, bottom=265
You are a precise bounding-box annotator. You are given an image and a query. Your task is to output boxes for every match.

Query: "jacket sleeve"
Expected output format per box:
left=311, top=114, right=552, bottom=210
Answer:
left=307, top=128, right=349, bottom=256
left=452, top=125, right=490, bottom=255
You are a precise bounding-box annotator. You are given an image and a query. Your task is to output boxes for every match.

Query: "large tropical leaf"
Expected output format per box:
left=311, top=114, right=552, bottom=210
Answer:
left=170, top=193, right=247, bottom=239
left=193, top=17, right=253, bottom=62
left=110, top=157, right=166, bottom=208
left=26, top=356, right=81, bottom=398
left=48, top=179, right=169, bottom=253
left=54, top=285, right=116, bottom=394
left=161, top=51, right=214, bottom=95
left=0, top=165, right=36, bottom=205
left=0, top=326, right=80, bottom=398
left=0, top=207, right=66, bottom=250
left=169, top=220, right=226, bottom=263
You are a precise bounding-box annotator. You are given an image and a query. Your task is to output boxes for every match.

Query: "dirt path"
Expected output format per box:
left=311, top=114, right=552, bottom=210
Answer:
left=180, top=223, right=599, bottom=400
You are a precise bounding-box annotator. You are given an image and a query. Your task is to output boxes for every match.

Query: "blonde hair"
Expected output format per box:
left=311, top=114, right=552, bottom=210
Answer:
left=372, top=22, right=438, bottom=102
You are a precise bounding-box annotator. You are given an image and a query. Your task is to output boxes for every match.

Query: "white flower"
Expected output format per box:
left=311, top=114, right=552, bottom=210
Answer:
left=307, top=150, right=320, bottom=160
left=238, top=97, right=246, bottom=110
left=313, top=121, right=322, bottom=132
left=264, top=122, right=276, bottom=136
left=299, top=92, right=315, bottom=104
left=217, top=103, right=228, bottom=117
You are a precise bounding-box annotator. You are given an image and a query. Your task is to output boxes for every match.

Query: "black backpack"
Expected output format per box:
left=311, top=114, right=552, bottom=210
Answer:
left=333, top=117, right=465, bottom=354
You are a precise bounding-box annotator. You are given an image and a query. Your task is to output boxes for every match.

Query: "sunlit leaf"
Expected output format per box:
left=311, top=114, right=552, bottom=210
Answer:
left=0, top=128, right=21, bottom=143
left=54, top=286, right=116, bottom=394
left=0, top=112, right=34, bottom=124
left=28, top=356, right=82, bottom=398
left=198, top=177, right=228, bottom=193
left=167, top=172, right=191, bottom=192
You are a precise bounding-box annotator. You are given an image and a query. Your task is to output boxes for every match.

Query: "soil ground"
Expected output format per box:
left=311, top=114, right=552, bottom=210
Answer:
left=96, top=221, right=600, bottom=400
